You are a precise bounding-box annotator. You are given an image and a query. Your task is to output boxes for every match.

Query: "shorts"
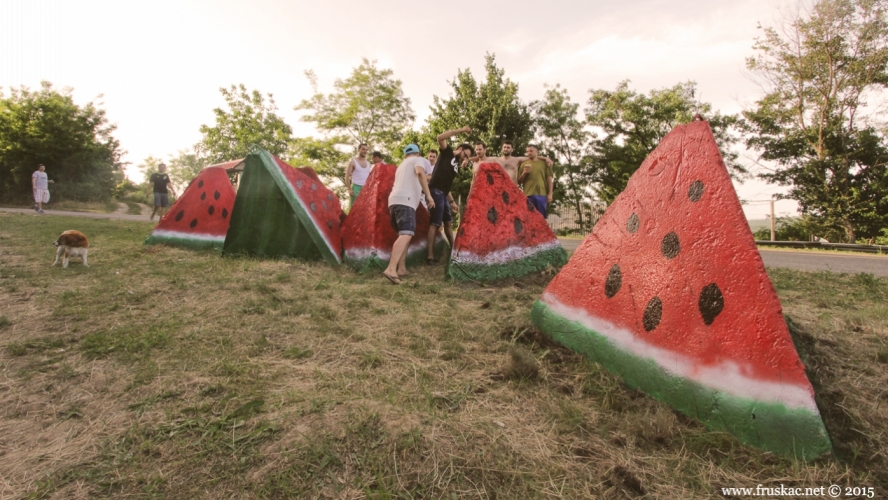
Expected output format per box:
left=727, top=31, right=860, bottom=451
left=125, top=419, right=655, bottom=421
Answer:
left=350, top=184, right=363, bottom=208
left=153, top=193, right=170, bottom=207
left=428, top=188, right=452, bottom=227
left=34, top=189, right=50, bottom=203
left=389, top=204, right=416, bottom=236
left=527, top=195, right=548, bottom=219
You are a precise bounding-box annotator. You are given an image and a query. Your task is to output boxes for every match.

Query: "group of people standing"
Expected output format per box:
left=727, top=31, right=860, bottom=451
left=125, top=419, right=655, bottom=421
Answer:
left=357, top=128, right=554, bottom=285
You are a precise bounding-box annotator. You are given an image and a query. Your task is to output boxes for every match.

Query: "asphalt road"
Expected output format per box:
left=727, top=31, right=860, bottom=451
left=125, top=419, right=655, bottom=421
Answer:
left=3, top=208, right=887, bottom=277
left=557, top=238, right=888, bottom=277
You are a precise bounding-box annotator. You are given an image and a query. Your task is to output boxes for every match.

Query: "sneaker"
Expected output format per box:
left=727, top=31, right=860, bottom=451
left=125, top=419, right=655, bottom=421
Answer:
left=34, top=205, right=39, bottom=212
left=37, top=209, right=45, bottom=214
left=149, top=214, right=154, bottom=221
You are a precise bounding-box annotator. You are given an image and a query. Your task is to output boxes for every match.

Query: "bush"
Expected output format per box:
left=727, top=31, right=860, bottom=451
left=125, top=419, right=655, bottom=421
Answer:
left=753, top=216, right=846, bottom=242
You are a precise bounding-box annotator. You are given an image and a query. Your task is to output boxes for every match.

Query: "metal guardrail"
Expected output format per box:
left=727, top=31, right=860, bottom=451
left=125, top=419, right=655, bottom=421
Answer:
left=755, top=241, right=888, bottom=254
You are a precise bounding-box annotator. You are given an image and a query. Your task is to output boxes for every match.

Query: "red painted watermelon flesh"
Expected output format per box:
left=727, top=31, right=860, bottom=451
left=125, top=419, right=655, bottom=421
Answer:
left=447, top=162, right=566, bottom=280
left=341, top=164, right=444, bottom=270
left=145, top=166, right=235, bottom=250
left=531, top=121, right=830, bottom=458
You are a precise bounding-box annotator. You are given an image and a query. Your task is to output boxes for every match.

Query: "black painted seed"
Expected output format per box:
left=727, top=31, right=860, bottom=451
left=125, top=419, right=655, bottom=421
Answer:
left=310, top=202, right=317, bottom=212
left=643, top=297, right=662, bottom=332
left=208, top=205, right=215, bottom=215
left=198, top=180, right=204, bottom=188
left=327, top=193, right=334, bottom=200
left=221, top=208, right=228, bottom=219
left=296, top=180, right=303, bottom=189
left=486, top=173, right=494, bottom=185
left=527, top=199, right=536, bottom=212
left=605, top=264, right=622, bottom=298
left=326, top=220, right=333, bottom=229
left=175, top=210, right=185, bottom=222
left=626, top=213, right=640, bottom=233
left=189, top=218, right=198, bottom=229
left=514, top=218, right=524, bottom=234
left=322, top=200, right=328, bottom=211
left=699, top=283, right=725, bottom=325
left=200, top=191, right=206, bottom=201
left=487, top=206, right=498, bottom=224
left=214, top=190, right=220, bottom=200
left=688, top=180, right=705, bottom=202
left=311, top=182, right=317, bottom=191
left=458, top=227, right=465, bottom=238
left=661, top=232, right=680, bottom=259
left=502, top=191, right=510, bottom=204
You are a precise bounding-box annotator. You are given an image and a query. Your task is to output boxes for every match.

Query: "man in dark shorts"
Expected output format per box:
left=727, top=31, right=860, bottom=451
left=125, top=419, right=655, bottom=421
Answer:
left=383, top=144, right=435, bottom=284
left=146, top=163, right=177, bottom=221
left=426, top=126, right=473, bottom=264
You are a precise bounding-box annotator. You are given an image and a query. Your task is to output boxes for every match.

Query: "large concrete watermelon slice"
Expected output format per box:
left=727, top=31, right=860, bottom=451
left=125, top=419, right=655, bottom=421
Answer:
left=222, top=149, right=343, bottom=265
left=145, top=166, right=235, bottom=250
left=341, top=164, right=446, bottom=272
left=447, top=162, right=567, bottom=281
left=531, top=121, right=831, bottom=459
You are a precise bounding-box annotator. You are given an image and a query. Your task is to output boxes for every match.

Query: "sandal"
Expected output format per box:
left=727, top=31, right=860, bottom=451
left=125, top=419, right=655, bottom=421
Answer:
left=382, top=272, right=402, bottom=285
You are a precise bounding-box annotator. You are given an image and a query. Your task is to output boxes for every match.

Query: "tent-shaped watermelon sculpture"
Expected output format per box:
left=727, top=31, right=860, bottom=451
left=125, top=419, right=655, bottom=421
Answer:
left=145, top=164, right=237, bottom=250
left=531, top=120, right=831, bottom=459
left=447, top=162, right=567, bottom=281
left=223, top=149, right=342, bottom=265
left=341, top=164, right=446, bottom=272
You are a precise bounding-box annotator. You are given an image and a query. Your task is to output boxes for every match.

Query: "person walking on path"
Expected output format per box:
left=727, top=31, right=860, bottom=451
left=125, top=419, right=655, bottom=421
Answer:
left=345, top=143, right=373, bottom=208
left=147, top=163, right=177, bottom=221
left=426, top=126, right=473, bottom=264
left=32, top=164, right=53, bottom=213
left=517, top=144, right=554, bottom=218
left=383, top=144, right=436, bottom=284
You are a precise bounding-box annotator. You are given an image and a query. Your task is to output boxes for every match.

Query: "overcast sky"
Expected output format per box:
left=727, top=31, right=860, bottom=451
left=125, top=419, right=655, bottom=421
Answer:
left=1, top=0, right=802, bottom=218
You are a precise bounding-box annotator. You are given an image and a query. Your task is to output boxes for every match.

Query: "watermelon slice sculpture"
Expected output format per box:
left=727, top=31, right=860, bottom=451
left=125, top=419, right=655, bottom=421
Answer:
left=145, top=166, right=236, bottom=250
left=447, top=162, right=567, bottom=281
left=531, top=121, right=831, bottom=459
left=223, top=149, right=343, bottom=265
left=341, top=164, right=446, bottom=272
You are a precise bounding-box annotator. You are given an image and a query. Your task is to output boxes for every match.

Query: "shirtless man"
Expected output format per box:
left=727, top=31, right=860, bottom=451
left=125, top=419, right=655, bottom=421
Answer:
left=467, top=140, right=553, bottom=183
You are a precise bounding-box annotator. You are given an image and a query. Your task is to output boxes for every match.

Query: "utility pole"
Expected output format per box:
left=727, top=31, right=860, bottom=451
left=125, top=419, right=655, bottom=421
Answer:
left=770, top=200, right=776, bottom=241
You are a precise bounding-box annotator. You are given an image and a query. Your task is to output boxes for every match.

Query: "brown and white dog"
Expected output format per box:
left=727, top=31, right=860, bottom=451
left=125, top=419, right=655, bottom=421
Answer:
left=52, top=230, right=89, bottom=268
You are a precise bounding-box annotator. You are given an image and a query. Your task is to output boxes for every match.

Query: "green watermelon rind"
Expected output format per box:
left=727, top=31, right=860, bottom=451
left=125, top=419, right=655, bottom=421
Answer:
left=259, top=150, right=341, bottom=265
left=344, top=239, right=449, bottom=273
left=446, top=243, right=568, bottom=281
left=145, top=230, right=225, bottom=251
left=531, top=299, right=832, bottom=460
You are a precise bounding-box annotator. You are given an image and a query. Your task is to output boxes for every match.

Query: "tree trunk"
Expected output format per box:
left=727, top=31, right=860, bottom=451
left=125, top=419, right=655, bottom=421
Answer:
left=842, top=219, right=856, bottom=244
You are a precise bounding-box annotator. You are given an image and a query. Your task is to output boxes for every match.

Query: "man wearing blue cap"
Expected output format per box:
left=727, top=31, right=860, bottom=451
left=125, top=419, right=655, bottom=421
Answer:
left=383, top=143, right=436, bottom=284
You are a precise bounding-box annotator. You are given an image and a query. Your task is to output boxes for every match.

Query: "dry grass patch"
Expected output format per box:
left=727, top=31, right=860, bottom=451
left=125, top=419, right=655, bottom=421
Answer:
left=0, top=211, right=886, bottom=498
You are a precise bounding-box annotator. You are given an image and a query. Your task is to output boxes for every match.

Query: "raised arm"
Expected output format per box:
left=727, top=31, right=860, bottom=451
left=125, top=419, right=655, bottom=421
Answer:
left=437, top=126, right=471, bottom=149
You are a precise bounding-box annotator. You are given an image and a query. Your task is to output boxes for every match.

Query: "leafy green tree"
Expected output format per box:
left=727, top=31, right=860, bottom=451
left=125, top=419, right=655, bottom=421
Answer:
left=424, top=53, right=535, bottom=203
left=531, top=84, right=595, bottom=230
left=198, top=84, right=292, bottom=163
left=586, top=80, right=744, bottom=203
left=0, top=82, right=123, bottom=202
left=743, top=0, right=888, bottom=242
left=296, top=58, right=414, bottom=166
left=167, top=148, right=206, bottom=188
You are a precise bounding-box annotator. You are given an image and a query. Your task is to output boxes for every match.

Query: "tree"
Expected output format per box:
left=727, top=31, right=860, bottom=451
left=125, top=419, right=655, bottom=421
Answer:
left=743, top=0, right=888, bottom=242
left=167, top=148, right=205, bottom=188
left=198, top=84, right=292, bottom=164
left=586, top=80, right=744, bottom=203
left=424, top=53, right=535, bottom=202
left=531, top=84, right=595, bottom=230
left=296, top=58, right=414, bottom=164
left=0, top=82, right=124, bottom=202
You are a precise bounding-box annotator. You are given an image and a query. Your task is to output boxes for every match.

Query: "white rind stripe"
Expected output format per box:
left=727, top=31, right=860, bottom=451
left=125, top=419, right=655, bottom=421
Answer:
left=345, top=241, right=427, bottom=261
left=149, top=230, right=225, bottom=242
left=541, top=293, right=818, bottom=412
left=451, top=239, right=562, bottom=264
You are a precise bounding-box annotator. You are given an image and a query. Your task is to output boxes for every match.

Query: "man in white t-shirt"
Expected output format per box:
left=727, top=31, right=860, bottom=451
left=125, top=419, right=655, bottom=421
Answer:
left=383, top=143, right=435, bottom=284
left=32, top=164, right=53, bottom=213
left=345, top=143, right=372, bottom=208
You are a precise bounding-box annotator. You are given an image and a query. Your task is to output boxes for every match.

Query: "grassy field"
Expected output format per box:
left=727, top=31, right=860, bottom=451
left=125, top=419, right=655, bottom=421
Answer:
left=0, top=211, right=886, bottom=499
